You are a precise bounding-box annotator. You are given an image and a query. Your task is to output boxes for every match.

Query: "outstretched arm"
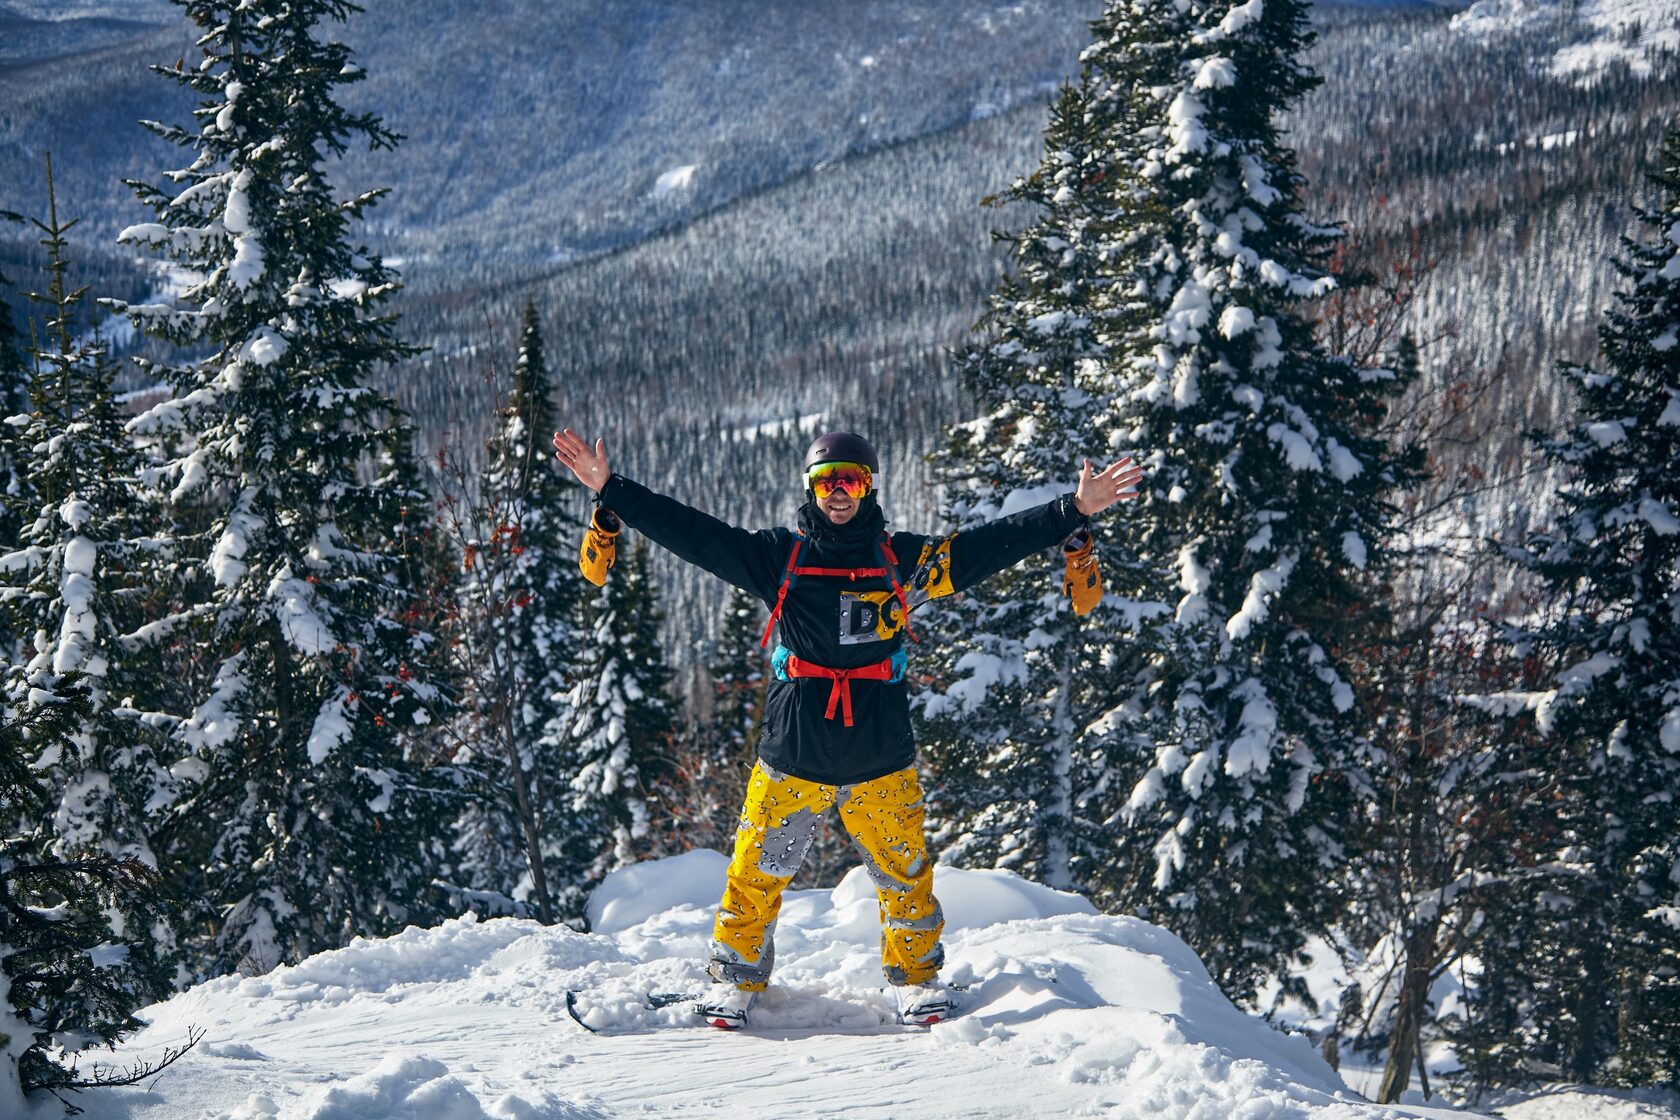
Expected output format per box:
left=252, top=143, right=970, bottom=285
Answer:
left=553, top=428, right=782, bottom=599
left=945, top=456, right=1143, bottom=591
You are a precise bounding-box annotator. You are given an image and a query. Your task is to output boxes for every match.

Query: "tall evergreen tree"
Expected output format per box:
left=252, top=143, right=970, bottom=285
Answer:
left=708, top=584, right=767, bottom=769
left=0, top=199, right=192, bottom=1093
left=109, top=0, right=453, bottom=973
left=1495, top=127, right=1680, bottom=1087
left=921, top=77, right=1159, bottom=894
left=1080, top=0, right=1419, bottom=1002
left=560, top=536, right=673, bottom=917
left=446, top=301, right=584, bottom=922
left=1, top=679, right=192, bottom=1111
left=0, top=158, right=184, bottom=1004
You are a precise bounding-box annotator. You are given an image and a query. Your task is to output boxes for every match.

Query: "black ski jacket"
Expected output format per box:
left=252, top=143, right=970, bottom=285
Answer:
left=597, top=474, right=1088, bottom=786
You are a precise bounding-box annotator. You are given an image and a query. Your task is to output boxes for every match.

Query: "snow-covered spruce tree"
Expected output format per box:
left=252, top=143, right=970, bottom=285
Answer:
left=921, top=76, right=1161, bottom=895
left=1083, top=0, right=1417, bottom=1002
left=1494, top=128, right=1680, bottom=1087
left=0, top=681, right=196, bottom=1112
left=109, top=0, right=454, bottom=973
left=444, top=301, right=584, bottom=923
left=560, top=536, right=673, bottom=915
left=0, top=163, right=184, bottom=1010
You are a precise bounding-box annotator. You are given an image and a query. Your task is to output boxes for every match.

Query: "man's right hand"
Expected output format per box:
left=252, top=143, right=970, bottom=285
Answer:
left=553, top=428, right=611, bottom=493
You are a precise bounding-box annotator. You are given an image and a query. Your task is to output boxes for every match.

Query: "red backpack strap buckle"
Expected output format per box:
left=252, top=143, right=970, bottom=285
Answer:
left=780, top=652, right=898, bottom=726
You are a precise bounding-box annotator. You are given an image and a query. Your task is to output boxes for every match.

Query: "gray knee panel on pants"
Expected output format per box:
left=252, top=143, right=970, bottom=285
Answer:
left=753, top=805, right=824, bottom=879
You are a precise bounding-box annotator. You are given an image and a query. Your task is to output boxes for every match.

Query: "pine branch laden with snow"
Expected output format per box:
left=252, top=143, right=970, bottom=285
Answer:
left=1489, top=125, right=1680, bottom=1086
left=640, top=583, right=766, bottom=861
left=0, top=679, right=179, bottom=1104
left=107, top=0, right=456, bottom=975
left=1068, top=0, right=1422, bottom=1003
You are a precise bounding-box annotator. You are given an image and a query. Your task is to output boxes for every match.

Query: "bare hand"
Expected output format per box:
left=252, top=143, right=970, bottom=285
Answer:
left=1074, top=456, right=1144, bottom=516
left=553, top=428, right=611, bottom=493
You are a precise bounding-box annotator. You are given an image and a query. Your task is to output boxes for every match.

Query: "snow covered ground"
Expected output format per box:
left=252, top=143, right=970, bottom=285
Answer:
left=38, top=853, right=1669, bottom=1120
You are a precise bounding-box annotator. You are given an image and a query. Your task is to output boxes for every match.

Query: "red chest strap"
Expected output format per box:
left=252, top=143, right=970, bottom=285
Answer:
left=791, top=565, right=887, bottom=579
left=758, top=532, right=920, bottom=647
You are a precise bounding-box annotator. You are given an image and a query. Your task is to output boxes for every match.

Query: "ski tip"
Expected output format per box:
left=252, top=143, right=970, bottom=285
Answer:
left=563, top=990, right=599, bottom=1034
left=706, top=1017, right=743, bottom=1031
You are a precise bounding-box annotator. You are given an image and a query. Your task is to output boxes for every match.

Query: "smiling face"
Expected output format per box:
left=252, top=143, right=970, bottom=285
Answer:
left=817, top=489, right=859, bottom=524
left=806, top=460, right=873, bottom=525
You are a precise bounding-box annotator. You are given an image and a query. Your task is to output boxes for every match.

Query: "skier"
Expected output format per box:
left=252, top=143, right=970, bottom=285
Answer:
left=552, top=428, right=1143, bottom=1027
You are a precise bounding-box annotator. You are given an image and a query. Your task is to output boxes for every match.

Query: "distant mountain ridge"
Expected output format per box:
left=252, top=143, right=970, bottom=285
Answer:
left=4, top=0, right=1462, bottom=273
left=1449, top=0, right=1680, bottom=76
left=1, top=0, right=1110, bottom=269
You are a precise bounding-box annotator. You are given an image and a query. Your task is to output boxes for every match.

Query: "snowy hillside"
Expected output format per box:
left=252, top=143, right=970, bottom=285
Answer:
left=1451, top=0, right=1680, bottom=77
left=0, top=0, right=1105, bottom=265
left=52, top=854, right=1485, bottom=1120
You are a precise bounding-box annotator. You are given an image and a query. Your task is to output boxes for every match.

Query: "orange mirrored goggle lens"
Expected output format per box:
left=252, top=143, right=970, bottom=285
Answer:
left=807, top=461, right=873, bottom=500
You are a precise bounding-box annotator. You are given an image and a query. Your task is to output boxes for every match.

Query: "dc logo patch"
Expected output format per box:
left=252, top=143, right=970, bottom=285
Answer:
left=839, top=591, right=899, bottom=645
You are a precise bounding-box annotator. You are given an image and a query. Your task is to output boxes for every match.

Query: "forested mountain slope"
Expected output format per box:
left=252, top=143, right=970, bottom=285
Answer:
left=1297, top=5, right=1679, bottom=558
left=391, top=5, right=1679, bottom=664
left=1, top=0, right=1102, bottom=265
left=3, top=0, right=1675, bottom=666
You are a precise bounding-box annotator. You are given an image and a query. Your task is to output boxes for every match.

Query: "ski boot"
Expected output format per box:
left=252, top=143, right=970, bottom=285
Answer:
left=694, top=984, right=756, bottom=1031
left=895, top=980, right=957, bottom=1026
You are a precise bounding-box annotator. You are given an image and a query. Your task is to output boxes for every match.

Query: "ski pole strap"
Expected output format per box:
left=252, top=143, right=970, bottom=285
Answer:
left=760, top=533, right=807, bottom=648
left=771, top=645, right=907, bottom=727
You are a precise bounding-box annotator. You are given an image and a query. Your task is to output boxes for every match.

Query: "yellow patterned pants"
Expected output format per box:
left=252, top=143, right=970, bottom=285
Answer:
left=709, top=762, right=945, bottom=991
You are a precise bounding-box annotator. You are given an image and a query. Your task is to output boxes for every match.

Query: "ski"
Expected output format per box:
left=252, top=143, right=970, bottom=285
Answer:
left=563, top=989, right=598, bottom=1034
left=565, top=989, right=713, bottom=1035
left=565, top=982, right=976, bottom=1034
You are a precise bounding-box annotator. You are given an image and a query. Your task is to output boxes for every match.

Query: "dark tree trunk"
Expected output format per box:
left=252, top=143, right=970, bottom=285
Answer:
left=1378, top=914, right=1440, bottom=1104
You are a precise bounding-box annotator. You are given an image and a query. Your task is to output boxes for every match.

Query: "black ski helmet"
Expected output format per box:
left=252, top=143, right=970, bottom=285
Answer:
left=804, top=431, right=879, bottom=474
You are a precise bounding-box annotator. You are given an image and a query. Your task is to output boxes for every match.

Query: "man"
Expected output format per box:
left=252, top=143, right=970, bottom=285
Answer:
left=552, top=427, right=1142, bottom=1027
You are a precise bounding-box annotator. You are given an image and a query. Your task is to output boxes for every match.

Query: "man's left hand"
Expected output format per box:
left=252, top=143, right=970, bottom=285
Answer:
left=1074, top=456, right=1144, bottom=516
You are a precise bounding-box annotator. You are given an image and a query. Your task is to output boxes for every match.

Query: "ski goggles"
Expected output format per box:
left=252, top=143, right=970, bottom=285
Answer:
left=806, top=460, right=874, bottom=500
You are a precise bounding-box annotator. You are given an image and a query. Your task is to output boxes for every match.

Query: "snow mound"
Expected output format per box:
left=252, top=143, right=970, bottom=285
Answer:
left=1492, top=1084, right=1680, bottom=1120
left=78, top=858, right=1484, bottom=1120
